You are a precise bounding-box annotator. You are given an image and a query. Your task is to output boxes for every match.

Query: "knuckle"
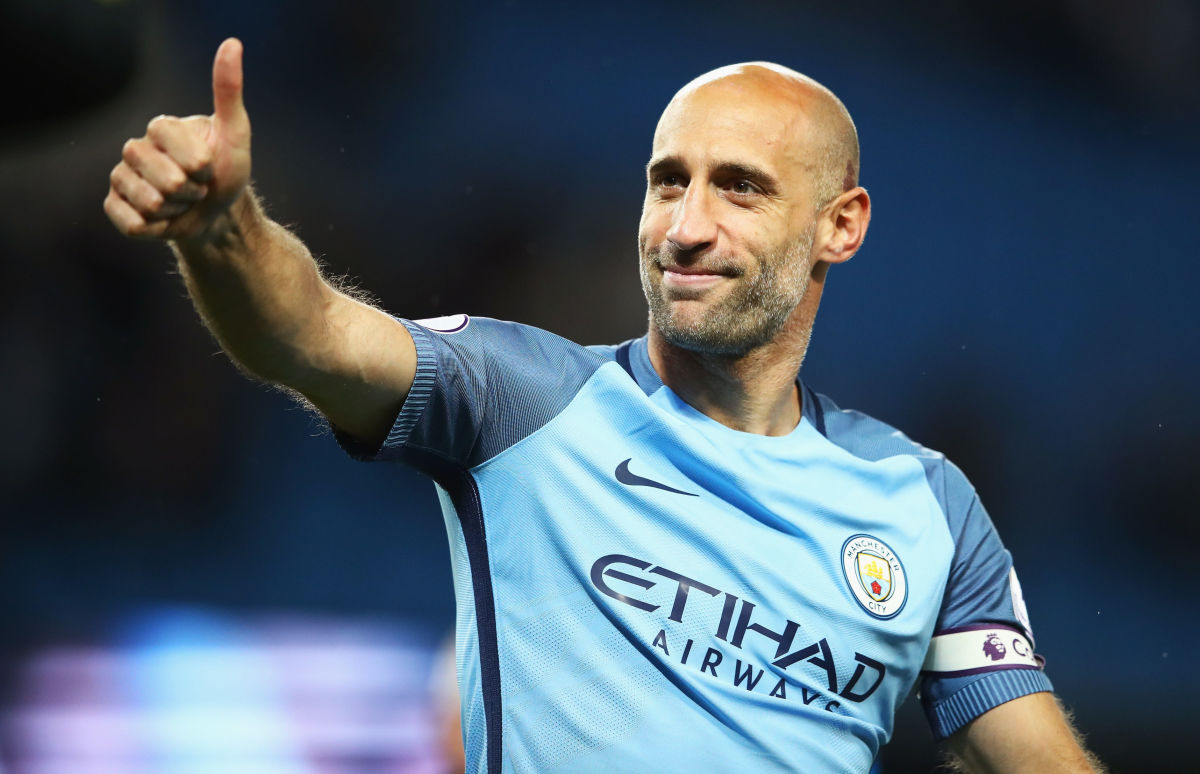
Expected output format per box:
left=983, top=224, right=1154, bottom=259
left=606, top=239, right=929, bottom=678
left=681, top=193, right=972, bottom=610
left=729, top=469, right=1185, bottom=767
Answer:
left=142, top=188, right=165, bottom=211
left=121, top=138, right=139, bottom=162
left=181, top=150, right=212, bottom=174
left=162, top=167, right=187, bottom=193
left=105, top=196, right=140, bottom=236
left=146, top=114, right=174, bottom=134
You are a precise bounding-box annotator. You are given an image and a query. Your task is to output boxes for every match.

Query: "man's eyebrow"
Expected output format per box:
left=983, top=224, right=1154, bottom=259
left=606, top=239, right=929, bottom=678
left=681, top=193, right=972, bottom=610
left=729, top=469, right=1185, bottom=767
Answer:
left=645, top=156, right=781, bottom=195
left=646, top=155, right=685, bottom=179
left=712, top=161, right=780, bottom=195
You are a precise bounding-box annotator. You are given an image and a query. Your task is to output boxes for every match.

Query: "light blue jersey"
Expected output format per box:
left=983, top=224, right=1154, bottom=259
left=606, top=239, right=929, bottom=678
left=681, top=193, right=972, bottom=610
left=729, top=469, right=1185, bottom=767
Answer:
left=343, top=315, right=1052, bottom=774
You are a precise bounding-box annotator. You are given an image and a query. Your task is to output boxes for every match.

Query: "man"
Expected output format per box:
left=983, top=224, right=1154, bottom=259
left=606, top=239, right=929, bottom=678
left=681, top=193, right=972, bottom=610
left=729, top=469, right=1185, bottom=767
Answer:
left=105, top=38, right=1103, bottom=773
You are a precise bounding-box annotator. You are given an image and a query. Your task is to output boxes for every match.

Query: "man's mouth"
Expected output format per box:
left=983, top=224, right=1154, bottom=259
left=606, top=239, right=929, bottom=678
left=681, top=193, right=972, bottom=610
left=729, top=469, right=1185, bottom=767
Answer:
left=660, top=264, right=736, bottom=292
left=664, top=268, right=725, bottom=279
left=657, top=258, right=741, bottom=278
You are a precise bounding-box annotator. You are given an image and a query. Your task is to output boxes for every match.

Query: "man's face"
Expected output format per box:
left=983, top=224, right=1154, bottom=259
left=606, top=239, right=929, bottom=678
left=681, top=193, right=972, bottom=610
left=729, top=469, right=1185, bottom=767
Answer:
left=638, top=78, right=820, bottom=357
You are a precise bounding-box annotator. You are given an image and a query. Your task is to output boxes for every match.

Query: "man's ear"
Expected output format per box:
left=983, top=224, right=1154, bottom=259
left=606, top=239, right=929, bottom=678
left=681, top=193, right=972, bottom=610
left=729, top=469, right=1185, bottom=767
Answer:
left=813, top=186, right=871, bottom=265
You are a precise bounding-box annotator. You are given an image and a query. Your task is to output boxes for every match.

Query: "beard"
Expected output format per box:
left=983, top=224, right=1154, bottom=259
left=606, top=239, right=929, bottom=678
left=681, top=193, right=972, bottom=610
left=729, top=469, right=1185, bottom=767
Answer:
left=640, top=225, right=815, bottom=357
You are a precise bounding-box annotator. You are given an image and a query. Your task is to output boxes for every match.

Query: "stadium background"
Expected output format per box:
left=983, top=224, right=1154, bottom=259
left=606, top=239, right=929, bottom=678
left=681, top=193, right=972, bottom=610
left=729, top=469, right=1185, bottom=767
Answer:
left=1, top=0, right=1196, bottom=770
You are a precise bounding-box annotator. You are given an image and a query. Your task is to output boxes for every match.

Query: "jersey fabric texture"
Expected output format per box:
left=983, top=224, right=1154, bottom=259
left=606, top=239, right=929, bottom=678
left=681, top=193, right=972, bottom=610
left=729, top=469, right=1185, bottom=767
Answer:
left=341, top=315, right=1053, bottom=774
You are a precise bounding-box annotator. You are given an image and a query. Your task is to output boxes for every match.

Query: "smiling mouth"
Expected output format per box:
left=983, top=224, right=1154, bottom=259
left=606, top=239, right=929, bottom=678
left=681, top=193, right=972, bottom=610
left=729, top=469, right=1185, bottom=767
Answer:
left=656, top=257, right=742, bottom=278
left=650, top=250, right=743, bottom=295
left=659, top=267, right=737, bottom=295
left=663, top=268, right=727, bottom=281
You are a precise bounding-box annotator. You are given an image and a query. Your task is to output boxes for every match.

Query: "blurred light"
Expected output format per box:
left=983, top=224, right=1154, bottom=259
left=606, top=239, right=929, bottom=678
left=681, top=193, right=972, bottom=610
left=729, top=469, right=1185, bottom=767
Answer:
left=0, top=608, right=448, bottom=773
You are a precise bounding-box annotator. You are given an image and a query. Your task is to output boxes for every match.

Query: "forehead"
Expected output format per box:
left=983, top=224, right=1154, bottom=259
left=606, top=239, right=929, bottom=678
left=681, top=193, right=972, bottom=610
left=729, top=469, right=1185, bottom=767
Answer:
left=651, top=79, right=815, bottom=176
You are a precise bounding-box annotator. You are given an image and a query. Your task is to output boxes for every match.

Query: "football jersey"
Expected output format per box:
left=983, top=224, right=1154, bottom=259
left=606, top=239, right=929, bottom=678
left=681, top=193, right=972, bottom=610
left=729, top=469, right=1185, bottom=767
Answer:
left=342, top=315, right=1051, bottom=774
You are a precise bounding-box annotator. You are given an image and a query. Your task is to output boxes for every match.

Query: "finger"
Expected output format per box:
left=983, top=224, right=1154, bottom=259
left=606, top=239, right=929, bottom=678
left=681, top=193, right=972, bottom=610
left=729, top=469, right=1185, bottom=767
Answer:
left=147, top=200, right=195, bottom=220
left=110, top=163, right=198, bottom=222
left=211, top=38, right=249, bottom=140
left=104, top=190, right=167, bottom=239
left=146, top=115, right=214, bottom=181
left=122, top=137, right=210, bottom=199
left=110, top=161, right=166, bottom=215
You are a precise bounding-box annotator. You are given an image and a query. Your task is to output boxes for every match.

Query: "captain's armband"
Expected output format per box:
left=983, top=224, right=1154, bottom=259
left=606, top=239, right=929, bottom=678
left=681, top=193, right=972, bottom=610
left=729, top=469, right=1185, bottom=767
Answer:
left=922, top=624, right=1044, bottom=677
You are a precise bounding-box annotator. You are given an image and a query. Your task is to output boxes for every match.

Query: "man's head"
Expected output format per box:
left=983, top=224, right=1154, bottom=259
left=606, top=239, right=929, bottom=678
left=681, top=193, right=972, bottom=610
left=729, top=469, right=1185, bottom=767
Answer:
left=638, top=63, right=869, bottom=358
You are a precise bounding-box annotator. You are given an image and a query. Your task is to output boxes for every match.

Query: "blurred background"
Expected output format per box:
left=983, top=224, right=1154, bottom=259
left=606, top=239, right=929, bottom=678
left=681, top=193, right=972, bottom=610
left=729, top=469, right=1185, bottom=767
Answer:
left=1, top=0, right=1196, bottom=771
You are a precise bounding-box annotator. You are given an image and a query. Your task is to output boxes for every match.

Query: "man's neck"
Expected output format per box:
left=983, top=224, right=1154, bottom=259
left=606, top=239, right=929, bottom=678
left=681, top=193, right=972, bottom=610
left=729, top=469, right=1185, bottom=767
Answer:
left=646, top=326, right=808, bottom=437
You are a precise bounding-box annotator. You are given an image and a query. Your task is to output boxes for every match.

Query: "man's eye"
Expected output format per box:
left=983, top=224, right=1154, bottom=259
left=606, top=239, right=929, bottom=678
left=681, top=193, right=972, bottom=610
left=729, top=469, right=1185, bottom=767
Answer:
left=730, top=180, right=756, bottom=195
left=659, top=175, right=681, bottom=187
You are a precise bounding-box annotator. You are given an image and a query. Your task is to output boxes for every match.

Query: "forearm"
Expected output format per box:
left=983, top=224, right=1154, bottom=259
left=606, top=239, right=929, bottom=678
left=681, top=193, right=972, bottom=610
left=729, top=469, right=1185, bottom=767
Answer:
left=172, top=188, right=336, bottom=388
left=947, top=692, right=1104, bottom=774
left=108, top=39, right=416, bottom=447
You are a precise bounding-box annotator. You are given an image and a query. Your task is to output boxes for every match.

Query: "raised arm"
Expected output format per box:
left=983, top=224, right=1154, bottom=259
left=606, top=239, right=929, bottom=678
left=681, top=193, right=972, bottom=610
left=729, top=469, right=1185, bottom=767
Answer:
left=103, top=38, right=414, bottom=449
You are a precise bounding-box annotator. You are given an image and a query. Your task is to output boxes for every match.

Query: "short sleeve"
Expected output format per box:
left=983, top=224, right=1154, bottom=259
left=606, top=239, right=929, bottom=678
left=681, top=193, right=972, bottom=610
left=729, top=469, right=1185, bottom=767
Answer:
left=337, top=315, right=606, bottom=469
left=918, top=468, right=1053, bottom=739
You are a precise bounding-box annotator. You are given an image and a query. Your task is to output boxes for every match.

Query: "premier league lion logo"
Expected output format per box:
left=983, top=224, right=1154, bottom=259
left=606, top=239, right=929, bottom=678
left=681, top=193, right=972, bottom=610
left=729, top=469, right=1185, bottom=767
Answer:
left=983, top=632, right=1008, bottom=661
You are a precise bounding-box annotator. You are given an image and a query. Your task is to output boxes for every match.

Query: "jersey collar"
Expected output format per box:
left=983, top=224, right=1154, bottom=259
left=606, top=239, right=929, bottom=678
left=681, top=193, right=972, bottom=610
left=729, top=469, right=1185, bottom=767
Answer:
left=621, top=335, right=826, bottom=437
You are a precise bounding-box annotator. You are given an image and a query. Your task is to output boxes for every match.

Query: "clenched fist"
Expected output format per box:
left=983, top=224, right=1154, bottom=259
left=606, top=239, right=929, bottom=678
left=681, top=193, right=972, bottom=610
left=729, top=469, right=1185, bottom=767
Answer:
left=105, top=38, right=251, bottom=242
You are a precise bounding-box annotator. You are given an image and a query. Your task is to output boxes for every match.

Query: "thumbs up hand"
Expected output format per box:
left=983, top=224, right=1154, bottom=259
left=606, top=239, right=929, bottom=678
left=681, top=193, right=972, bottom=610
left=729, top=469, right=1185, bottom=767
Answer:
left=105, top=38, right=253, bottom=242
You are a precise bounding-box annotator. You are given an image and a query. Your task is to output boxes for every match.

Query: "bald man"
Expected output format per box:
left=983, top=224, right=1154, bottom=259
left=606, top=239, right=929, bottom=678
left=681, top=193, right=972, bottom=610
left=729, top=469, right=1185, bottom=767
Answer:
left=106, top=40, right=1103, bottom=774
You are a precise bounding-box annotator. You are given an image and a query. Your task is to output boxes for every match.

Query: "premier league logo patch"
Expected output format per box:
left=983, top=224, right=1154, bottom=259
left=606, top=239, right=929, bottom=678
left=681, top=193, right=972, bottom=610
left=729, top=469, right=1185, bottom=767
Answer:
left=841, top=534, right=908, bottom=619
left=414, top=313, right=470, bottom=334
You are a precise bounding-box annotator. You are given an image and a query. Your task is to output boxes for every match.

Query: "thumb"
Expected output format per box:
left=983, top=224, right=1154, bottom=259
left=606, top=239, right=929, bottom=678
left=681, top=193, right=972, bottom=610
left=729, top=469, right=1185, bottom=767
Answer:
left=211, top=38, right=248, bottom=135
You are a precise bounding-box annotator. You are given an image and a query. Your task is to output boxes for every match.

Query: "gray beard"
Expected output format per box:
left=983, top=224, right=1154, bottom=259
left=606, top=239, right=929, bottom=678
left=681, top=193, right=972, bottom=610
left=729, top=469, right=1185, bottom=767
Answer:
left=640, top=227, right=814, bottom=357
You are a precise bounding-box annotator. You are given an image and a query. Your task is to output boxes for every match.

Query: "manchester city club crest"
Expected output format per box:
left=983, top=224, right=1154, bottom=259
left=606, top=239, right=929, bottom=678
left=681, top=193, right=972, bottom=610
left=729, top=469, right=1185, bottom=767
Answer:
left=841, top=534, right=908, bottom=619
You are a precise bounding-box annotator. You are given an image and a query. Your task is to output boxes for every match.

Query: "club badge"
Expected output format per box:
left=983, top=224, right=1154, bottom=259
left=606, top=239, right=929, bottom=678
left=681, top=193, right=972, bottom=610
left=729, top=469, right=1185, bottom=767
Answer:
left=841, top=534, right=908, bottom=619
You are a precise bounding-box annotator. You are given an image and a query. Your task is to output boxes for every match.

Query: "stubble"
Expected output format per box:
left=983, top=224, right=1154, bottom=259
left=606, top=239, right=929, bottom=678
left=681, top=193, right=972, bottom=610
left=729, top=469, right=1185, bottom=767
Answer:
left=640, top=226, right=815, bottom=357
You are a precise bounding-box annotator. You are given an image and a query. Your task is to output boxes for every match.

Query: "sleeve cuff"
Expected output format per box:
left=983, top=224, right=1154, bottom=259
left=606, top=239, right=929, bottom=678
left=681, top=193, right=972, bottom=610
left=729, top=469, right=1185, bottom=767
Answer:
left=925, top=668, right=1054, bottom=740
left=333, top=318, right=437, bottom=461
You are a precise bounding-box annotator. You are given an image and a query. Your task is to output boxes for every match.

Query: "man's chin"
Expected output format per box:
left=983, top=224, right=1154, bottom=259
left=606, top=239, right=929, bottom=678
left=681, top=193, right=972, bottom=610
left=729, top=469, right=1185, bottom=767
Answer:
left=654, top=316, right=757, bottom=358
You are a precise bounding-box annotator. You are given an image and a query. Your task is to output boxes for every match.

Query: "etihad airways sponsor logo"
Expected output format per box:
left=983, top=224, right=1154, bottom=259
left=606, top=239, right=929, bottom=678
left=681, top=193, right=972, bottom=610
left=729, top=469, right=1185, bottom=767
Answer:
left=590, top=553, right=888, bottom=712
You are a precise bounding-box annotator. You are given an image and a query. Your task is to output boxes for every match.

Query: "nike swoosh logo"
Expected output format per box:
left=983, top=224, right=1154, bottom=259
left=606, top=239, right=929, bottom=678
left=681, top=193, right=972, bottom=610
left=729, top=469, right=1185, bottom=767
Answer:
left=615, top=458, right=698, bottom=497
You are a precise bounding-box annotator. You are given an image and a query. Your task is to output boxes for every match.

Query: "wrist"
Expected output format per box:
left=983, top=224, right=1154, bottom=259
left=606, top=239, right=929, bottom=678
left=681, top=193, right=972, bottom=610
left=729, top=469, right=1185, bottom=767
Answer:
left=171, top=186, right=261, bottom=257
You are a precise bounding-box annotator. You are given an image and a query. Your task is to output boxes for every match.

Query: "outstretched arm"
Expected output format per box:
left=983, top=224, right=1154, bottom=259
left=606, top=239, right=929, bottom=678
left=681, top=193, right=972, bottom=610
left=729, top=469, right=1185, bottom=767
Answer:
left=104, top=39, right=414, bottom=449
left=946, top=692, right=1105, bottom=773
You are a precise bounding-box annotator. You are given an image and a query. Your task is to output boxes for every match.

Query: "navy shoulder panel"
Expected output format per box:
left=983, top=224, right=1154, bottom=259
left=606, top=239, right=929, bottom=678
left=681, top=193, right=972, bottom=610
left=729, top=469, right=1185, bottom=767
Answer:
left=814, top=389, right=1019, bottom=635
left=393, top=316, right=608, bottom=468
left=811, top=389, right=979, bottom=543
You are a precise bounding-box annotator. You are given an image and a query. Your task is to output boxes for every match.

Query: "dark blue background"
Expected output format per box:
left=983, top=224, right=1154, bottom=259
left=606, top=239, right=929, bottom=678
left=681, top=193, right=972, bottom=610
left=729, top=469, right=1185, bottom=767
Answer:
left=1, top=1, right=1195, bottom=770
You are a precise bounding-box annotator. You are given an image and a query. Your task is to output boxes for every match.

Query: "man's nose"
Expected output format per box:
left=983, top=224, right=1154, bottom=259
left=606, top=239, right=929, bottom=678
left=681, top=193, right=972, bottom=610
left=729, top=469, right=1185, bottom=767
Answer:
left=665, top=184, right=717, bottom=253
